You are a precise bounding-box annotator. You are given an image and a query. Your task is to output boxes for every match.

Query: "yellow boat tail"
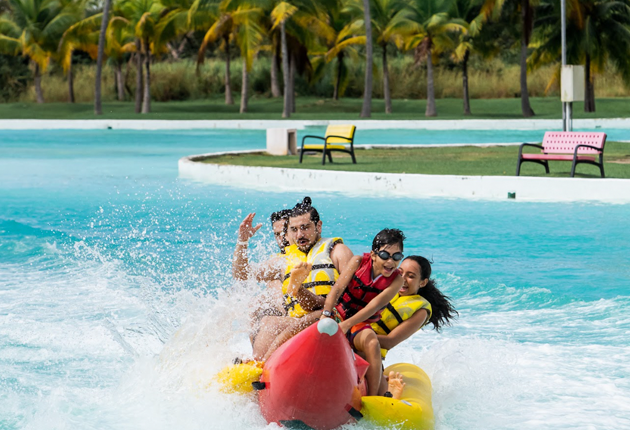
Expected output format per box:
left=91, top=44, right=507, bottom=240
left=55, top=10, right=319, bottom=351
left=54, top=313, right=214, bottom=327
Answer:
left=360, top=363, right=434, bottom=430
left=216, top=362, right=263, bottom=394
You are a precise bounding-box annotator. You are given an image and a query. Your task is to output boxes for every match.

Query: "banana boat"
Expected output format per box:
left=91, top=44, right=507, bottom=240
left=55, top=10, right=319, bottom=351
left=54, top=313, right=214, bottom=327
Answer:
left=216, top=319, right=434, bottom=429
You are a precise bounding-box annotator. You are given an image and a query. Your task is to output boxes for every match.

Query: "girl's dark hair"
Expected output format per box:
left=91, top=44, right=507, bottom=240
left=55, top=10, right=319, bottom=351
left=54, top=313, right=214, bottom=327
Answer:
left=372, top=228, right=406, bottom=252
left=405, top=255, right=458, bottom=332
left=290, top=196, right=320, bottom=223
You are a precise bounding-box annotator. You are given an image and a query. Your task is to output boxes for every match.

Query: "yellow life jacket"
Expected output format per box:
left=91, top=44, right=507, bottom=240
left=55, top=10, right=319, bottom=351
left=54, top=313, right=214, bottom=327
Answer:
left=282, top=237, right=342, bottom=318
left=371, top=293, right=432, bottom=359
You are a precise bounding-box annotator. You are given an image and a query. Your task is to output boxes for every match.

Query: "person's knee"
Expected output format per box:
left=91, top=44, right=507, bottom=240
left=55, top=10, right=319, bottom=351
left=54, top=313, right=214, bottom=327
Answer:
left=364, top=334, right=381, bottom=359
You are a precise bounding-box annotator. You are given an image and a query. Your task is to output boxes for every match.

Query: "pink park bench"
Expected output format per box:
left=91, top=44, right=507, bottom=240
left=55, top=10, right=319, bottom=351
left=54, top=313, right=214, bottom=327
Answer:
left=516, top=132, right=607, bottom=177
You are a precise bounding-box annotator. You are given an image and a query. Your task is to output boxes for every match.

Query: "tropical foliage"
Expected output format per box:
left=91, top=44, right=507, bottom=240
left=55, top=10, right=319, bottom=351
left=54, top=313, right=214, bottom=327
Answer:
left=1, top=0, right=630, bottom=116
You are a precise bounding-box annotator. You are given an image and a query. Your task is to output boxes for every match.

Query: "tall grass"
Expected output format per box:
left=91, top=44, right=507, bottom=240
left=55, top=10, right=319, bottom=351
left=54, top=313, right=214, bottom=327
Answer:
left=19, top=55, right=630, bottom=103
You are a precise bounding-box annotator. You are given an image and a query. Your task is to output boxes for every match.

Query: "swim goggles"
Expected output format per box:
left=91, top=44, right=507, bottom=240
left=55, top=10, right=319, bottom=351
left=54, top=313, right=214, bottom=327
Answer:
left=377, top=250, right=404, bottom=261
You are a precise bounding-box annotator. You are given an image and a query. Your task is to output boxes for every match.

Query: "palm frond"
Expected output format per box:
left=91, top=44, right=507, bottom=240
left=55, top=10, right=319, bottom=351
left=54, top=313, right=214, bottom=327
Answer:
left=0, top=34, right=21, bottom=55
left=270, top=1, right=297, bottom=29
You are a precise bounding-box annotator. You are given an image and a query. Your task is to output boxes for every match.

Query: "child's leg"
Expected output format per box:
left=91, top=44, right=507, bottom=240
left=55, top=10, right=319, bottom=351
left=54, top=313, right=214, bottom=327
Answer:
left=262, top=311, right=322, bottom=361
left=352, top=329, right=384, bottom=396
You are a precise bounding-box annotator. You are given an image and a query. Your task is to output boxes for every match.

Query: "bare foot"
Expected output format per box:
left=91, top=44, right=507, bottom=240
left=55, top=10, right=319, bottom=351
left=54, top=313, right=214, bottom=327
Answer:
left=387, top=371, right=406, bottom=399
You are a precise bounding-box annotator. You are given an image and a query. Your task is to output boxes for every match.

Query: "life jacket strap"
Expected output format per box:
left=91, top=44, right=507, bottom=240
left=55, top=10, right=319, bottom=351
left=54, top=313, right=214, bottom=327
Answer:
left=302, top=280, right=335, bottom=289
left=386, top=303, right=404, bottom=324
left=311, top=263, right=335, bottom=271
left=283, top=294, right=298, bottom=311
left=351, top=275, right=383, bottom=294
left=375, top=319, right=391, bottom=334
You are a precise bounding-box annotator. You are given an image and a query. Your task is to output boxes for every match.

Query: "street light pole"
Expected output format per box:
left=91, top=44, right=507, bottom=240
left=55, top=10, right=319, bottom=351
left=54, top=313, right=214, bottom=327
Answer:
left=561, top=0, right=566, bottom=130
left=561, top=0, right=572, bottom=130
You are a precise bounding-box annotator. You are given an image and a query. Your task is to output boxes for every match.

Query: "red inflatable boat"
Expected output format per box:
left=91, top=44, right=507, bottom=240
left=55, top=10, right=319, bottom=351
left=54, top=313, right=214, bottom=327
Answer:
left=216, top=318, right=434, bottom=430
left=256, top=318, right=369, bottom=429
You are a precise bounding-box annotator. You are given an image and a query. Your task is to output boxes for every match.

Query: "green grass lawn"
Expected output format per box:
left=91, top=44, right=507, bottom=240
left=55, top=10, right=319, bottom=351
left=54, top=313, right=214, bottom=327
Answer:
left=1, top=97, right=629, bottom=120
left=204, top=142, right=630, bottom=179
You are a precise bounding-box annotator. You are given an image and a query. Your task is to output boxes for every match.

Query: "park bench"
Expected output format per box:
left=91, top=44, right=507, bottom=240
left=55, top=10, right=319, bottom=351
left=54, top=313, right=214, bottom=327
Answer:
left=300, top=124, right=357, bottom=165
left=516, top=131, right=607, bottom=177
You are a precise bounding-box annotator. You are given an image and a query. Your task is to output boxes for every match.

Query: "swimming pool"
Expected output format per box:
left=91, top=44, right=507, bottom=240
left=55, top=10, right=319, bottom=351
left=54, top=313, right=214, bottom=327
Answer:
left=1, top=129, right=629, bottom=429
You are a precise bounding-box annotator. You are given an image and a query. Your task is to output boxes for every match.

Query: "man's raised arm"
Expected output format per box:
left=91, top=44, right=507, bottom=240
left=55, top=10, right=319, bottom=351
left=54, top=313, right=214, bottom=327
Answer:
left=232, top=213, right=262, bottom=280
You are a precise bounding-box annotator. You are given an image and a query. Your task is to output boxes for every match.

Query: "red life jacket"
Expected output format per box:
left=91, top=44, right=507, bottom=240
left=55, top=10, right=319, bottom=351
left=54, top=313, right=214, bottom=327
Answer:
left=335, top=253, right=400, bottom=322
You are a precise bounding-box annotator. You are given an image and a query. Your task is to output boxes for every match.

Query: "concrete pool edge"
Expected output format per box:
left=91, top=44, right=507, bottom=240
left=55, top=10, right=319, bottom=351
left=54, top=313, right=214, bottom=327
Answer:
left=2, top=117, right=630, bottom=130
left=178, top=150, right=630, bottom=203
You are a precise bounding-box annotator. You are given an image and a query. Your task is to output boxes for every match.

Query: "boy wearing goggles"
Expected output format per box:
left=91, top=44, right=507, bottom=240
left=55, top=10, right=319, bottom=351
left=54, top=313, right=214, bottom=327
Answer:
left=320, top=228, right=405, bottom=397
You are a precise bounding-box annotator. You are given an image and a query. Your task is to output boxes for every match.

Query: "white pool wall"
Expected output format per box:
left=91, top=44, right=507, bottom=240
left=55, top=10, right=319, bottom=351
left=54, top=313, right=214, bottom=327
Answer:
left=179, top=151, right=630, bottom=204
left=2, top=118, right=630, bottom=131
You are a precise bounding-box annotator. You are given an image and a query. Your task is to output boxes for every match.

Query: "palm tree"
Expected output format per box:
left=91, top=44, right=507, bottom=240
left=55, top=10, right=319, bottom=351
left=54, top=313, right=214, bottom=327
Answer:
left=118, top=0, right=166, bottom=113
left=95, top=0, right=112, bottom=114
left=518, top=0, right=536, bottom=116
left=310, top=0, right=365, bottom=101
left=531, top=0, right=630, bottom=112
left=106, top=16, right=135, bottom=101
left=234, top=5, right=264, bottom=113
left=270, top=0, right=322, bottom=117
left=0, top=0, right=81, bottom=103
left=368, top=0, right=410, bottom=113
left=61, top=12, right=134, bottom=104
left=59, top=12, right=100, bottom=103
left=195, top=0, right=238, bottom=105
left=450, top=0, right=502, bottom=115
left=360, top=0, right=373, bottom=117
left=197, top=0, right=264, bottom=112
left=404, top=0, right=465, bottom=116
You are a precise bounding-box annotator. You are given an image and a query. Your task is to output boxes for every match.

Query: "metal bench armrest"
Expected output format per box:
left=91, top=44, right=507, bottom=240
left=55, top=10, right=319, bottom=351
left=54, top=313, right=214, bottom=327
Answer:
left=519, top=143, right=544, bottom=157
left=301, top=135, right=326, bottom=145
left=325, top=135, right=353, bottom=143
left=573, top=144, right=603, bottom=156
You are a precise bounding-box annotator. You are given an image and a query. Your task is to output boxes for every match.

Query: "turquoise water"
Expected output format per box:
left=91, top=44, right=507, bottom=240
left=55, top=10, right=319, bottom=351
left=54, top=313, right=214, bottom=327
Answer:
left=1, top=129, right=630, bottom=429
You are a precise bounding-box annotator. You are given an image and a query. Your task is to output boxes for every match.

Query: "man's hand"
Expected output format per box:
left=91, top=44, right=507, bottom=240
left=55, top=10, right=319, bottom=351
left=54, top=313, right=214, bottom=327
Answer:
left=288, top=262, right=311, bottom=296
left=238, top=213, right=262, bottom=242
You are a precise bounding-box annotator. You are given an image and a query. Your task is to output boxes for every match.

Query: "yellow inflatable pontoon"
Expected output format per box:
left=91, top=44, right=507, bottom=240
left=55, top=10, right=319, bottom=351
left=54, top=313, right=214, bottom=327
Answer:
left=361, top=362, right=434, bottom=430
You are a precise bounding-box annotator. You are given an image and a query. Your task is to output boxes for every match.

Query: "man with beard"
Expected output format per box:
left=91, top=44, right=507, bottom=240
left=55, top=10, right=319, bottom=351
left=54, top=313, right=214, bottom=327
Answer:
left=249, top=197, right=354, bottom=360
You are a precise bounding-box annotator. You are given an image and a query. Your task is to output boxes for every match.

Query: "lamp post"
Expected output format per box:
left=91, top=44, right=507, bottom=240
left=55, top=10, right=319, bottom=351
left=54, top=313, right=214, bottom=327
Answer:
left=561, top=0, right=570, bottom=131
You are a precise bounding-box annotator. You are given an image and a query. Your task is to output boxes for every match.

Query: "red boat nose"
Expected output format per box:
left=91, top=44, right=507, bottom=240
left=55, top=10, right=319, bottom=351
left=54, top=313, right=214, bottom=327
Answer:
left=258, top=319, right=368, bottom=430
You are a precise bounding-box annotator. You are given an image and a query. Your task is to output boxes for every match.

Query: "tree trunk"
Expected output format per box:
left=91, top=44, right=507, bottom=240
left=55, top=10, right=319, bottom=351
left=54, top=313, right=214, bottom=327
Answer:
left=290, top=53, right=296, bottom=113
left=240, top=64, right=249, bottom=113
left=270, top=42, right=281, bottom=97
left=68, top=55, right=75, bottom=103
left=167, top=37, right=187, bottom=61
left=281, top=21, right=290, bottom=118
left=382, top=45, right=391, bottom=114
left=425, top=46, right=437, bottom=117
left=584, top=54, right=596, bottom=112
left=135, top=41, right=143, bottom=113
left=333, top=52, right=344, bottom=100
left=94, top=0, right=111, bottom=114
left=142, top=47, right=151, bottom=113
left=360, top=0, right=373, bottom=118
left=34, top=63, right=44, bottom=103
left=519, top=0, right=535, bottom=117
left=124, top=54, right=133, bottom=98
left=462, top=49, right=471, bottom=115
left=225, top=37, right=234, bottom=105
left=116, top=63, right=124, bottom=101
